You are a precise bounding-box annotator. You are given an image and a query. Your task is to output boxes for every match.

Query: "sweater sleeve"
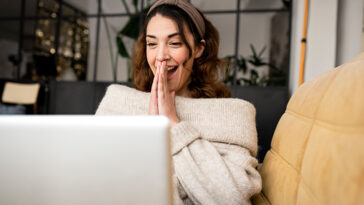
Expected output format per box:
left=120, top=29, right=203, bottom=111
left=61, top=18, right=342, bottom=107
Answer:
left=170, top=121, right=201, bottom=155
left=171, top=122, right=262, bottom=205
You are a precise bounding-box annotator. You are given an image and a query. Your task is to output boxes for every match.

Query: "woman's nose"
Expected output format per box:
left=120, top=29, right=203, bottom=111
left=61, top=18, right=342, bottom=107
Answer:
left=156, top=45, right=170, bottom=61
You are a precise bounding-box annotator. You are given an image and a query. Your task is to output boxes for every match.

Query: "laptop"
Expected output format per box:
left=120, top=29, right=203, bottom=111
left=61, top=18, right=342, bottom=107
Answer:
left=0, top=115, right=172, bottom=205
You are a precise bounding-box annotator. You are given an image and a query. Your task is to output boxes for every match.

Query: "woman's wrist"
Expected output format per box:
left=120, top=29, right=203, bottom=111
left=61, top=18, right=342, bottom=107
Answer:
left=170, top=117, right=180, bottom=127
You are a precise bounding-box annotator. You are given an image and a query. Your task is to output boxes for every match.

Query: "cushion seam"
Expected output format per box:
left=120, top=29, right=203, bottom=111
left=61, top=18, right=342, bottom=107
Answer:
left=270, top=149, right=300, bottom=174
left=267, top=149, right=300, bottom=203
left=294, top=67, right=342, bottom=204
left=268, top=150, right=323, bottom=204
left=259, top=191, right=271, bottom=204
left=285, top=110, right=364, bottom=128
left=297, top=175, right=323, bottom=205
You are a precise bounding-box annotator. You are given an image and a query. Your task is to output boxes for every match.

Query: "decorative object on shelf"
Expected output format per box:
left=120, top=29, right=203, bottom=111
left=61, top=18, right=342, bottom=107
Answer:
left=33, top=0, right=89, bottom=81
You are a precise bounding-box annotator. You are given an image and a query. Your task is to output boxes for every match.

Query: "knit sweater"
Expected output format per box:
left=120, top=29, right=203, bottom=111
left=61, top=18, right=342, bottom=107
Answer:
left=96, top=84, right=262, bottom=205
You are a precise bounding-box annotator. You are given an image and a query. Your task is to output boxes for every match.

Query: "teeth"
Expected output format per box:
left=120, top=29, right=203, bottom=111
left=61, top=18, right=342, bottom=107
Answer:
left=154, top=65, right=177, bottom=71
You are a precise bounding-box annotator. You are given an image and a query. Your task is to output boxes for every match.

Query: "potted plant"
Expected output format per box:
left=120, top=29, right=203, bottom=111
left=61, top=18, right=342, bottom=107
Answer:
left=224, top=44, right=286, bottom=87
left=116, top=0, right=154, bottom=82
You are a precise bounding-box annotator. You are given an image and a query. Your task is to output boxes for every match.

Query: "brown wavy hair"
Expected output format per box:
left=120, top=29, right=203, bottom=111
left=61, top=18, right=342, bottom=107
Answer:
left=133, top=4, right=231, bottom=98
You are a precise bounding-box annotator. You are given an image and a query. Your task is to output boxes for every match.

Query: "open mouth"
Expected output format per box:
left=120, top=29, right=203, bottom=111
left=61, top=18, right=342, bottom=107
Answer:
left=167, top=66, right=178, bottom=80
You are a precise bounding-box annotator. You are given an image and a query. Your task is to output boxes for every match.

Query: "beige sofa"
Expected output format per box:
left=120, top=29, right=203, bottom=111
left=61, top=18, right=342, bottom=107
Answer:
left=252, top=53, right=364, bottom=204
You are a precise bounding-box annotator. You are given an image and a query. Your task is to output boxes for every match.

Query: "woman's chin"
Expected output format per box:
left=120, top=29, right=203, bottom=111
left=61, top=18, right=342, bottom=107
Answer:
left=167, top=82, right=177, bottom=92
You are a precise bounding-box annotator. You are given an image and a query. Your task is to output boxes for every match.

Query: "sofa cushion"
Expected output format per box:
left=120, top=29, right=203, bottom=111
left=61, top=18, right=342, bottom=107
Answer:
left=253, top=53, right=364, bottom=204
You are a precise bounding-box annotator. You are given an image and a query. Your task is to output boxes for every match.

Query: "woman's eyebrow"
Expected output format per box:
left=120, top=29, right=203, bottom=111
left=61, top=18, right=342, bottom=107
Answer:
left=146, top=32, right=180, bottom=39
left=146, top=34, right=156, bottom=39
left=168, top=32, right=180, bottom=38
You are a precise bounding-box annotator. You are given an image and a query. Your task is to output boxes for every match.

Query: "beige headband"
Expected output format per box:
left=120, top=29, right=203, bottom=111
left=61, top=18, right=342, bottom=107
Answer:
left=147, top=0, right=205, bottom=38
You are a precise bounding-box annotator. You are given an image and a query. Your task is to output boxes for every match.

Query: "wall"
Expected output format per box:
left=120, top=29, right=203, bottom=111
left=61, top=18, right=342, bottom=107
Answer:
left=362, top=2, right=364, bottom=53
left=289, top=0, right=338, bottom=95
left=336, top=0, right=363, bottom=66
left=289, top=0, right=363, bottom=95
left=363, top=2, right=364, bottom=52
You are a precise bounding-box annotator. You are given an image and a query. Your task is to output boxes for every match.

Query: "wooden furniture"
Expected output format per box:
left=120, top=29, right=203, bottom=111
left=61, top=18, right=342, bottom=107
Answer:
left=1, top=82, right=40, bottom=114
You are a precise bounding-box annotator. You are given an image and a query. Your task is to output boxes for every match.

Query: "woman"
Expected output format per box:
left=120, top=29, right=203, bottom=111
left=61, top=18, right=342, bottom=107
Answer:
left=96, top=0, right=262, bottom=204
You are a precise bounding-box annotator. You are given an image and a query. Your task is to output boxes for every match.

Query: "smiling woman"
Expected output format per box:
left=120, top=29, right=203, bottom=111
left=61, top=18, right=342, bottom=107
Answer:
left=145, top=14, right=199, bottom=97
left=96, top=0, right=262, bottom=204
left=133, top=2, right=230, bottom=98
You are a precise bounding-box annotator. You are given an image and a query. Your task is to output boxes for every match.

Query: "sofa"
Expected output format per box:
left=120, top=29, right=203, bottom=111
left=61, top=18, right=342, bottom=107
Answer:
left=252, top=53, right=364, bottom=204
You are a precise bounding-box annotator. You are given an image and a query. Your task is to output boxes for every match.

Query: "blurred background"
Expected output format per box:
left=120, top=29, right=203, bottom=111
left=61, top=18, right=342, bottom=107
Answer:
left=0, top=0, right=293, bottom=83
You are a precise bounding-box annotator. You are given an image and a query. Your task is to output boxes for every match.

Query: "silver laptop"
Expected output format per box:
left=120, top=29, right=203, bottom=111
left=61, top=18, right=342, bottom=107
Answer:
left=0, top=115, right=172, bottom=205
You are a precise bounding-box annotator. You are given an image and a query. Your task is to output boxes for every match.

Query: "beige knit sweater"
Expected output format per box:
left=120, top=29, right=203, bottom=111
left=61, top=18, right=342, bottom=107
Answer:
left=96, top=84, right=262, bottom=205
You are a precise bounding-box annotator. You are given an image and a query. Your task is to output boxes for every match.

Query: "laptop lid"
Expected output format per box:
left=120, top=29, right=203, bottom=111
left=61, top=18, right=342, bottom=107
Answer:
left=0, top=115, right=172, bottom=205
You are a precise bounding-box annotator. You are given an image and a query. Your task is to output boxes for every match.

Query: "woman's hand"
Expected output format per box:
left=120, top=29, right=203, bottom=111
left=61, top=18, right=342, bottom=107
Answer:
left=158, top=61, right=180, bottom=126
left=148, top=61, right=159, bottom=115
left=148, top=61, right=180, bottom=127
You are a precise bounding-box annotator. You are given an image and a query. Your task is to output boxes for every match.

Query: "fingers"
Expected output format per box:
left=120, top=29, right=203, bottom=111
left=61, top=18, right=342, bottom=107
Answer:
left=151, top=62, right=180, bottom=127
left=148, top=63, right=159, bottom=115
left=158, top=61, right=168, bottom=95
left=170, top=91, right=175, bottom=103
left=158, top=61, right=167, bottom=107
left=151, top=67, right=158, bottom=95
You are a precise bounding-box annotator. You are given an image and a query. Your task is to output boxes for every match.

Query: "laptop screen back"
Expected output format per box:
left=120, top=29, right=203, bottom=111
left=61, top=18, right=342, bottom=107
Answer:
left=0, top=115, right=172, bottom=205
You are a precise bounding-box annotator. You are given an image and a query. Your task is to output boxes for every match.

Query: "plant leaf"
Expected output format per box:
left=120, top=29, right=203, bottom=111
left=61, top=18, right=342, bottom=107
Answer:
left=237, top=57, right=247, bottom=73
left=223, top=75, right=234, bottom=85
left=119, top=4, right=153, bottom=39
left=250, top=70, right=259, bottom=85
left=251, top=69, right=259, bottom=77
left=133, top=0, right=139, bottom=12
left=250, top=44, right=257, bottom=58
left=120, top=0, right=131, bottom=15
left=258, top=75, right=268, bottom=87
left=116, top=36, right=129, bottom=58
left=258, top=46, right=267, bottom=57
left=133, top=0, right=138, bottom=8
left=120, top=15, right=141, bottom=39
left=241, top=78, right=251, bottom=85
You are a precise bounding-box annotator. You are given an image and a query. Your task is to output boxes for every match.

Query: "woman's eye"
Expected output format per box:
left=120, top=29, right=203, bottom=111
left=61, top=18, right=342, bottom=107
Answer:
left=170, top=42, right=182, bottom=46
left=147, top=43, right=156, bottom=47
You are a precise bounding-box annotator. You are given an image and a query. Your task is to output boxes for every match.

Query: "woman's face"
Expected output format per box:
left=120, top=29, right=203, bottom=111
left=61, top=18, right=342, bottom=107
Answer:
left=146, top=14, right=204, bottom=97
